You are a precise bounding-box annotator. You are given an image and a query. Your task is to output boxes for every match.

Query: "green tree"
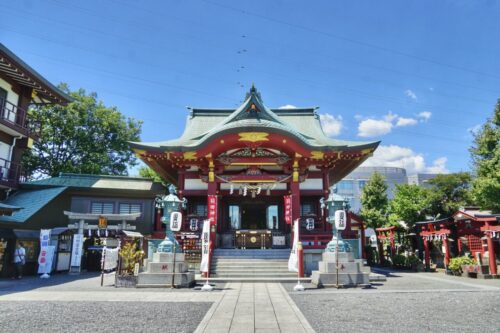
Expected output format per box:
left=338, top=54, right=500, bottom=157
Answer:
left=138, top=165, right=165, bottom=184
left=469, top=100, right=500, bottom=212
left=426, top=172, right=472, bottom=216
left=389, top=184, right=431, bottom=229
left=360, top=172, right=389, bottom=229
left=23, top=84, right=142, bottom=178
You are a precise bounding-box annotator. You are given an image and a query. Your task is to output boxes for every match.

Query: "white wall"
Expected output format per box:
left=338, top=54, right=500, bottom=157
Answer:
left=299, top=178, right=322, bottom=190
left=0, top=78, right=19, bottom=106
left=184, top=178, right=208, bottom=190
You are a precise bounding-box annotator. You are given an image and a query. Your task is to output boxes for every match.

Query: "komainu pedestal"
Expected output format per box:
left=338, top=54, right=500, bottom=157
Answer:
left=311, top=252, right=370, bottom=287
left=137, top=252, right=195, bottom=288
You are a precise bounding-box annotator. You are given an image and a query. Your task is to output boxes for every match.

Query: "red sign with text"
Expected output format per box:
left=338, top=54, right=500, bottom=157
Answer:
left=284, top=195, right=292, bottom=224
left=208, top=195, right=218, bottom=225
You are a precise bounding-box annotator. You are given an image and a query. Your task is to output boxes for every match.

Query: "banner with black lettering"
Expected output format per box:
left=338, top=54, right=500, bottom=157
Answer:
left=200, top=220, right=211, bottom=273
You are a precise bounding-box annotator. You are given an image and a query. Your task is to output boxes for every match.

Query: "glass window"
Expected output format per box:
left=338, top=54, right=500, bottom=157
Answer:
left=267, top=205, right=279, bottom=229
left=337, top=180, right=353, bottom=191
left=119, top=203, right=142, bottom=214
left=300, top=202, right=315, bottom=216
left=358, top=180, right=367, bottom=190
left=91, top=202, right=114, bottom=214
left=229, top=205, right=240, bottom=230
left=192, top=203, right=207, bottom=216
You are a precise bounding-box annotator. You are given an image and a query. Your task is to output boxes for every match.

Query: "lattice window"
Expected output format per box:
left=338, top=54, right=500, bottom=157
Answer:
left=91, top=202, right=114, bottom=214
left=467, top=235, right=484, bottom=255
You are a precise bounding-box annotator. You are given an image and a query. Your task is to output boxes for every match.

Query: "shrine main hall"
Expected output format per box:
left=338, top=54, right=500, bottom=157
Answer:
left=130, top=86, right=379, bottom=251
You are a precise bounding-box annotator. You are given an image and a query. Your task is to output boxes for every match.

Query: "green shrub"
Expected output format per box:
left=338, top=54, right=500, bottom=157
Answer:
left=405, top=255, right=422, bottom=266
left=392, top=254, right=406, bottom=266
left=448, top=256, right=476, bottom=274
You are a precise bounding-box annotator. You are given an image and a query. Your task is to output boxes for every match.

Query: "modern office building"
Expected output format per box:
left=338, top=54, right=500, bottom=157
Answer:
left=336, top=166, right=408, bottom=212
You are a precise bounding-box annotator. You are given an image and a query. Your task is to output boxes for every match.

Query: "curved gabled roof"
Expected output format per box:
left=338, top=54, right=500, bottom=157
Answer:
left=130, top=85, right=379, bottom=152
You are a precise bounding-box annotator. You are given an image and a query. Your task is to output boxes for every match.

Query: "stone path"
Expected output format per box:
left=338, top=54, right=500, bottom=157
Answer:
left=195, top=283, right=315, bottom=333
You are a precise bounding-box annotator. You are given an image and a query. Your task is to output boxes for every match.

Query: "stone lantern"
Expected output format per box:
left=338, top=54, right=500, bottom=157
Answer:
left=155, top=184, right=187, bottom=253
left=321, top=185, right=351, bottom=253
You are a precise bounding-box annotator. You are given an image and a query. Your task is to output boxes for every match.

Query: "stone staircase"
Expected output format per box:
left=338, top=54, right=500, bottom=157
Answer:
left=204, top=249, right=310, bottom=282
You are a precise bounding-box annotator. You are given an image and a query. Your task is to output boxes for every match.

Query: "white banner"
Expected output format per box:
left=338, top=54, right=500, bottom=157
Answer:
left=38, top=229, right=51, bottom=274
left=288, top=219, right=299, bottom=272
left=200, top=220, right=210, bottom=273
left=103, top=247, right=119, bottom=270
left=38, top=246, right=55, bottom=274
left=70, top=234, right=84, bottom=267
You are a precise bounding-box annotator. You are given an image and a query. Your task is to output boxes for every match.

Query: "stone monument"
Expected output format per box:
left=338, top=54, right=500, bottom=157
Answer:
left=137, top=185, right=195, bottom=287
left=311, top=188, right=370, bottom=287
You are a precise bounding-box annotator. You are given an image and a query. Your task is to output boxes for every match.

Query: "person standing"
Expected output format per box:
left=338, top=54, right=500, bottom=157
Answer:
left=12, top=242, right=26, bottom=279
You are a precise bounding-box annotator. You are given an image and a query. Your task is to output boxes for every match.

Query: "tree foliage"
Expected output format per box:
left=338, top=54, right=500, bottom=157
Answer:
left=138, top=165, right=165, bottom=184
left=469, top=100, right=500, bottom=212
left=23, top=84, right=142, bottom=178
left=360, top=172, right=389, bottom=229
left=426, top=172, right=472, bottom=217
left=389, top=184, right=431, bottom=229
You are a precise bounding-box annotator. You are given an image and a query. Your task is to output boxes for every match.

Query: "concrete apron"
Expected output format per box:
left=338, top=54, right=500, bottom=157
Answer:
left=195, top=282, right=315, bottom=333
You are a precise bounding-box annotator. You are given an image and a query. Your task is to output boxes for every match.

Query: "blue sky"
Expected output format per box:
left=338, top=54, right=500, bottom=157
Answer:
left=1, top=0, right=499, bottom=175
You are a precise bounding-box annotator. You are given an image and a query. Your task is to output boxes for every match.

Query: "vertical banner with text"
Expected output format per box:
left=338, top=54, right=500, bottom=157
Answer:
left=200, top=220, right=210, bottom=273
left=208, top=195, right=218, bottom=225
left=284, top=195, right=292, bottom=225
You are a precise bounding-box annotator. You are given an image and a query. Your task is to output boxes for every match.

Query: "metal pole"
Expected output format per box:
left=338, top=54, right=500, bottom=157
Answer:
left=336, top=229, right=339, bottom=289
left=100, top=246, right=106, bottom=287
left=171, top=236, right=177, bottom=288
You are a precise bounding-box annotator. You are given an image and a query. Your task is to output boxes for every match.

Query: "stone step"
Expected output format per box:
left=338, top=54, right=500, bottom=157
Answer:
left=212, top=259, right=288, bottom=263
left=195, top=275, right=311, bottom=283
left=210, top=269, right=292, bottom=274
left=210, top=273, right=298, bottom=278
left=211, top=266, right=290, bottom=271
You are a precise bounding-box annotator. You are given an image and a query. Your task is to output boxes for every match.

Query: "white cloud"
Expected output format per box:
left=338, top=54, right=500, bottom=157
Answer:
left=395, top=117, right=418, bottom=127
left=358, top=119, right=393, bottom=137
left=405, top=89, right=418, bottom=101
left=426, top=157, right=449, bottom=174
left=361, top=144, right=449, bottom=174
left=278, top=104, right=297, bottom=109
left=357, top=112, right=420, bottom=137
left=319, top=113, right=343, bottom=137
left=417, top=111, right=432, bottom=121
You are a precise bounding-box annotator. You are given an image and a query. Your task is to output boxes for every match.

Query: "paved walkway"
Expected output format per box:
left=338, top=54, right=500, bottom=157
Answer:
left=195, top=283, right=315, bottom=333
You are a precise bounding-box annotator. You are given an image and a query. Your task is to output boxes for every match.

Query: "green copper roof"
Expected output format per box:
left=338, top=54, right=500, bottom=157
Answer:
left=0, top=187, right=68, bottom=224
left=23, top=173, right=164, bottom=192
left=130, top=86, right=379, bottom=152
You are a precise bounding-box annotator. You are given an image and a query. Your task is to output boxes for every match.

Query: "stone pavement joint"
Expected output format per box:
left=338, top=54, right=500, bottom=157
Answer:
left=195, top=282, right=315, bottom=333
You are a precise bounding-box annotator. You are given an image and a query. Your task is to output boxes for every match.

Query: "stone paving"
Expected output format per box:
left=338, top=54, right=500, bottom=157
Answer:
left=195, top=282, right=314, bottom=333
left=1, top=271, right=500, bottom=332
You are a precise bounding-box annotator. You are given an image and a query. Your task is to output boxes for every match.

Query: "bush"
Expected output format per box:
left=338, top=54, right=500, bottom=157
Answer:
left=392, top=254, right=406, bottom=267
left=119, top=242, right=144, bottom=275
left=448, top=256, right=476, bottom=274
left=406, top=255, right=421, bottom=266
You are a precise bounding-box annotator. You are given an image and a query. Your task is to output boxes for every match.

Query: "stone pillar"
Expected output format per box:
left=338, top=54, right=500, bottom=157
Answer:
left=423, top=238, right=430, bottom=270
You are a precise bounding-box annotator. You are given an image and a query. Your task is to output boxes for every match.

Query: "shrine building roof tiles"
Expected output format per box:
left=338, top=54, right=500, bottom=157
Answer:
left=130, top=85, right=379, bottom=152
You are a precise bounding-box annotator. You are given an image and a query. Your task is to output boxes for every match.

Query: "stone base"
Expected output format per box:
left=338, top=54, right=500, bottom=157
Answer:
left=311, top=251, right=371, bottom=288
left=311, top=271, right=370, bottom=287
left=138, top=252, right=194, bottom=288
left=137, top=272, right=195, bottom=287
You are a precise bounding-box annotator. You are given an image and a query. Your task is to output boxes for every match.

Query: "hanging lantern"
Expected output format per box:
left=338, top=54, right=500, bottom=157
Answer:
left=306, top=218, right=315, bottom=231
left=190, top=218, right=199, bottom=231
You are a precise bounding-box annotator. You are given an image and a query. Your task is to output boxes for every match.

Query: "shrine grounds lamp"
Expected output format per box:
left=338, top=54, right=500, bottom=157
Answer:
left=155, top=184, right=187, bottom=253
left=321, top=186, right=351, bottom=253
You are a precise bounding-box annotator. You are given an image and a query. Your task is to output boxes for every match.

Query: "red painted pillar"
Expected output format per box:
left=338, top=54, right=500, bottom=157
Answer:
left=298, top=242, right=304, bottom=278
left=444, top=237, right=450, bottom=267
left=360, top=221, right=366, bottom=260
left=290, top=182, right=300, bottom=223
left=378, top=238, right=385, bottom=265
left=390, top=233, right=395, bottom=257
left=485, top=223, right=497, bottom=275
left=155, top=209, right=163, bottom=234
left=322, top=170, right=330, bottom=232
left=424, top=238, right=430, bottom=270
